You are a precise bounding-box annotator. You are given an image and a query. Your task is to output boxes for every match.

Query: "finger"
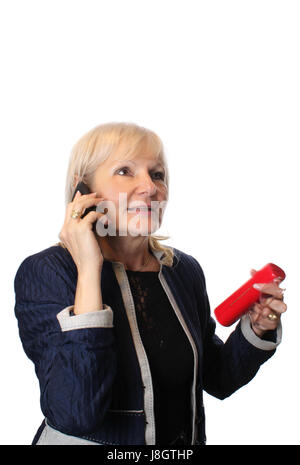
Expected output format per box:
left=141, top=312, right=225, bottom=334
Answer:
left=65, top=199, right=103, bottom=226
left=80, top=210, right=107, bottom=226
left=249, top=308, right=265, bottom=329
left=261, top=305, right=280, bottom=320
left=253, top=282, right=285, bottom=299
left=68, top=196, right=104, bottom=215
left=248, top=302, right=263, bottom=322
left=249, top=302, right=263, bottom=316
left=73, top=191, right=96, bottom=199
left=71, top=192, right=98, bottom=206
left=81, top=209, right=108, bottom=221
left=251, top=306, right=280, bottom=330
left=250, top=269, right=257, bottom=277
left=70, top=191, right=98, bottom=207
left=250, top=302, right=279, bottom=320
left=264, top=297, right=287, bottom=314
left=249, top=300, right=282, bottom=326
left=74, top=190, right=81, bottom=199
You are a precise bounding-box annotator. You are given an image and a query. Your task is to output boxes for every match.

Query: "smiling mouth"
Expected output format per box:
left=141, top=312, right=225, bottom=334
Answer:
left=127, top=207, right=153, bottom=213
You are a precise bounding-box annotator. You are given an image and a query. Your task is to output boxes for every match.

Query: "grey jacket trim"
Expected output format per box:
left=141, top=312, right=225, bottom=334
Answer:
left=241, top=314, right=282, bottom=350
left=54, top=247, right=196, bottom=445
left=36, top=420, right=99, bottom=445
left=56, top=305, right=113, bottom=331
left=112, top=261, right=156, bottom=445
left=112, top=247, right=198, bottom=445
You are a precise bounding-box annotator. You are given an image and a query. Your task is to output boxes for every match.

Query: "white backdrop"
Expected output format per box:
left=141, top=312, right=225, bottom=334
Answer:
left=1, top=0, right=299, bottom=445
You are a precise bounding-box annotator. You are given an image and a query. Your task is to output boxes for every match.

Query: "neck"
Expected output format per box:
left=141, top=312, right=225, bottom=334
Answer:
left=97, top=235, right=153, bottom=270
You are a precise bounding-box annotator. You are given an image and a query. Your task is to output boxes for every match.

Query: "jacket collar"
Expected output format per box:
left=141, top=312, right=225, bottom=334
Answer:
left=103, top=248, right=167, bottom=267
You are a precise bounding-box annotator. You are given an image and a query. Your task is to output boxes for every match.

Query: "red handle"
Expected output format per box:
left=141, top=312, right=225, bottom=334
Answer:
left=214, top=263, right=286, bottom=327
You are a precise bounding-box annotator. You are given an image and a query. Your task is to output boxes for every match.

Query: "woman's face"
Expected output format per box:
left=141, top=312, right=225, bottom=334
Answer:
left=90, top=144, right=168, bottom=237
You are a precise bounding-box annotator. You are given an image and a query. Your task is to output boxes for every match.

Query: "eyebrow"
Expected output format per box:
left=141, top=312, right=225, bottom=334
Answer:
left=114, top=159, right=164, bottom=169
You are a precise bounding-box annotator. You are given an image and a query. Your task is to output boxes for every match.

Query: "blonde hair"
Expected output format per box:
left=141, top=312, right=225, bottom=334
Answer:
left=59, top=122, right=174, bottom=267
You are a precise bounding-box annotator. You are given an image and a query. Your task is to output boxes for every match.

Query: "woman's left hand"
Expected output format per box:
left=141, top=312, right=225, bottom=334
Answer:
left=248, top=269, right=287, bottom=338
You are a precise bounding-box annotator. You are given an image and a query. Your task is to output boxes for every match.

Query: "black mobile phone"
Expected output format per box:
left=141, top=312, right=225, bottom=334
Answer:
left=72, top=181, right=97, bottom=232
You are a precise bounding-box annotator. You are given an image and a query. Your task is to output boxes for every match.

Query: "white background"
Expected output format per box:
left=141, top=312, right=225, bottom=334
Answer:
left=1, top=0, right=299, bottom=445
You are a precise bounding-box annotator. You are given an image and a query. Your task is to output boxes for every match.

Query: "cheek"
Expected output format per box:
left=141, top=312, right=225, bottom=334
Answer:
left=158, top=184, right=168, bottom=200
left=101, top=188, right=129, bottom=217
left=100, top=182, right=126, bottom=203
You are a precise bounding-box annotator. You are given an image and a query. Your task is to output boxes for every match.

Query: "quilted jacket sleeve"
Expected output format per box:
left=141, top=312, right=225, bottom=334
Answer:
left=190, top=255, right=281, bottom=400
left=14, top=254, right=117, bottom=435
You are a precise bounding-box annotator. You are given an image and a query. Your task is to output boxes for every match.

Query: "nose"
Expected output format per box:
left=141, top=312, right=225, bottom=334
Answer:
left=136, top=172, right=157, bottom=197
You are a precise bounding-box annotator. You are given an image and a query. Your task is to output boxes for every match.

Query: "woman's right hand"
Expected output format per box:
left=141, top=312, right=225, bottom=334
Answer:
left=59, top=191, right=105, bottom=273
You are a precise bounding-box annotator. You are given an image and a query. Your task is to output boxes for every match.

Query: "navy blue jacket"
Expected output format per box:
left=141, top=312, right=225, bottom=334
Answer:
left=14, top=244, right=280, bottom=445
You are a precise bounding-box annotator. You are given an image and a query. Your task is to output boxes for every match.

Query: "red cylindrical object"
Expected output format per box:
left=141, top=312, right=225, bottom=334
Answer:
left=214, top=263, right=286, bottom=327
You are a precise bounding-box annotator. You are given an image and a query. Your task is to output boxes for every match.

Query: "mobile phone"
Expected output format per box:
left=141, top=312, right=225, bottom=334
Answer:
left=72, top=181, right=97, bottom=232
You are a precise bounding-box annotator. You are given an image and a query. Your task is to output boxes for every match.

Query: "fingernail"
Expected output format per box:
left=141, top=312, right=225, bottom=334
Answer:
left=253, top=283, right=262, bottom=290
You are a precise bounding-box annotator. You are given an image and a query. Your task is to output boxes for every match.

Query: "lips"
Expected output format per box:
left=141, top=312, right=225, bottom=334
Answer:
left=128, top=207, right=152, bottom=212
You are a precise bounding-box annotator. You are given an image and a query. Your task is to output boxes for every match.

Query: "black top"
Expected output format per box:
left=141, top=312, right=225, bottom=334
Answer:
left=126, top=269, right=194, bottom=445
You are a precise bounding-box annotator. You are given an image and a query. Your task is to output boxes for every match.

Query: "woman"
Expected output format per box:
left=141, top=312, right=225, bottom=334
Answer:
left=14, top=122, right=287, bottom=445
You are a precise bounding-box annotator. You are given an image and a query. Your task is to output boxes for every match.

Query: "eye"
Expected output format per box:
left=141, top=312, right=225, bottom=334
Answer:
left=151, top=171, right=165, bottom=181
left=116, top=166, right=165, bottom=181
left=116, top=166, right=131, bottom=176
